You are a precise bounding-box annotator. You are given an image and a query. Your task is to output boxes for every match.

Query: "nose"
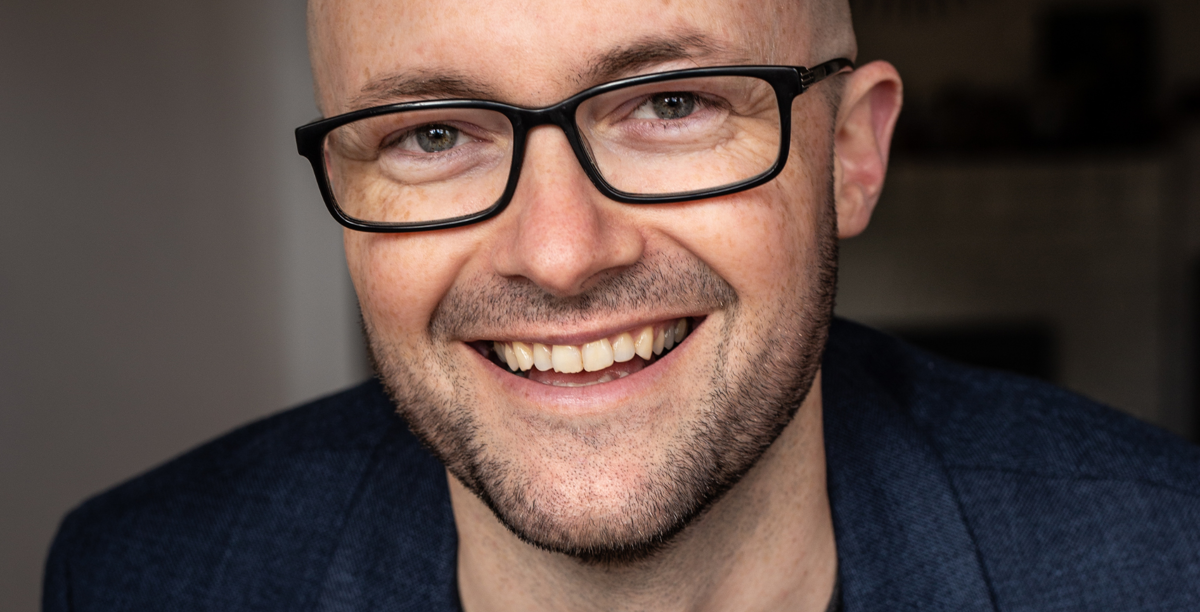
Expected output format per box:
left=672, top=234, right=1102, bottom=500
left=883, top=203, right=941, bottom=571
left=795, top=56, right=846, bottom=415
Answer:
left=489, top=125, right=645, bottom=297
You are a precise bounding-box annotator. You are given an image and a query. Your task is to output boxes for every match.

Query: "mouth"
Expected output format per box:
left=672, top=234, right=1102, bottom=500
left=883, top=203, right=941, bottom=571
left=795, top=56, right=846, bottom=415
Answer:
left=469, top=317, right=698, bottom=388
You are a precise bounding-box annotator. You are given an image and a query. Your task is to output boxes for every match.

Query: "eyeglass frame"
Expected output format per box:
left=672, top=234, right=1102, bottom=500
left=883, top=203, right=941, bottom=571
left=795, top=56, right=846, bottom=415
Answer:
left=295, top=58, right=854, bottom=233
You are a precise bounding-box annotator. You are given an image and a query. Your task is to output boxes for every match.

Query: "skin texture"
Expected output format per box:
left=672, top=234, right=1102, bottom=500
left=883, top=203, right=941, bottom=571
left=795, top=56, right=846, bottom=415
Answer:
left=308, top=0, right=902, bottom=609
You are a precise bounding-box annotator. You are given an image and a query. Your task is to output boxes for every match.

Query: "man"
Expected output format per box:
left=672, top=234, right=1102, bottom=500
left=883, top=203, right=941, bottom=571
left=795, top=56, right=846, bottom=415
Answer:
left=44, top=0, right=1200, bottom=610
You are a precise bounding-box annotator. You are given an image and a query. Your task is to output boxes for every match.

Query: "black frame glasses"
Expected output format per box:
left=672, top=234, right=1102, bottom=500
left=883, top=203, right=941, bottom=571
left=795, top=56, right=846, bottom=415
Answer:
left=295, top=58, right=853, bottom=233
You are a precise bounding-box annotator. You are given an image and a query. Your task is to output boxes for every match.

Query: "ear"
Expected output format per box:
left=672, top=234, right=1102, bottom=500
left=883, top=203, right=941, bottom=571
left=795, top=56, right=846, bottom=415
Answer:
left=832, top=61, right=903, bottom=239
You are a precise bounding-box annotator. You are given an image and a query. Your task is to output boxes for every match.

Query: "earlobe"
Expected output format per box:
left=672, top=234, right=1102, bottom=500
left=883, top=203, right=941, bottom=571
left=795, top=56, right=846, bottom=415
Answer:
left=832, top=61, right=903, bottom=239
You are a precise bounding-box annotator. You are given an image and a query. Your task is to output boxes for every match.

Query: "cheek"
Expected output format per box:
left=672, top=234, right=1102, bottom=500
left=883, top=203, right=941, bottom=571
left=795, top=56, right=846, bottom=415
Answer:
left=663, top=164, right=826, bottom=304
left=345, top=229, right=475, bottom=345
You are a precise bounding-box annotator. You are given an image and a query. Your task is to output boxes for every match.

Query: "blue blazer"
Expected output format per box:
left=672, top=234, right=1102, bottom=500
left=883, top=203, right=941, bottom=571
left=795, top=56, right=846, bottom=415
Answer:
left=44, top=320, right=1200, bottom=610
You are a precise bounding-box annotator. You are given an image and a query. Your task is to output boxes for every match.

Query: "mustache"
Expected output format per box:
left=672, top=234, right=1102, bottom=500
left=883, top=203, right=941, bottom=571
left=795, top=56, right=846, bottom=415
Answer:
left=429, top=251, right=738, bottom=339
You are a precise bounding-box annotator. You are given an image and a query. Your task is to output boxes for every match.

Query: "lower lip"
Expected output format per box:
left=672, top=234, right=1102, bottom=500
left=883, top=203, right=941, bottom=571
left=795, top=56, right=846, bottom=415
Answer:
left=469, top=318, right=703, bottom=417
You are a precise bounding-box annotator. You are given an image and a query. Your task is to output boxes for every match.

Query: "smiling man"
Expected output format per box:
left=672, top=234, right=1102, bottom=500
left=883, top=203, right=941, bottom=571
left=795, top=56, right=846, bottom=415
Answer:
left=44, top=0, right=1200, bottom=611
left=300, top=0, right=879, bottom=608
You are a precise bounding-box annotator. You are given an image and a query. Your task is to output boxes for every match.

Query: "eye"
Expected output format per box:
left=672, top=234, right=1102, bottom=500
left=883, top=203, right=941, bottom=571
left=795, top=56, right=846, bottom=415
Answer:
left=385, top=123, right=471, bottom=154
left=632, top=92, right=699, bottom=120
left=414, top=124, right=461, bottom=152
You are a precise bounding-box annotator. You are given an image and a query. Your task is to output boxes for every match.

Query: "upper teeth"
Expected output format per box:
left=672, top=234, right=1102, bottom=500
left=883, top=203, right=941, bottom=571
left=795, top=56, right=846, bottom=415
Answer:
left=492, top=318, right=689, bottom=374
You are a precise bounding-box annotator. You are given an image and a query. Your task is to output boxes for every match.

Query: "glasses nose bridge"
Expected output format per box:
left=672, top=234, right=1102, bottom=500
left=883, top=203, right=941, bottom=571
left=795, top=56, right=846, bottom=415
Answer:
left=517, top=103, right=583, bottom=148
left=522, top=101, right=573, bottom=127
left=511, top=101, right=596, bottom=184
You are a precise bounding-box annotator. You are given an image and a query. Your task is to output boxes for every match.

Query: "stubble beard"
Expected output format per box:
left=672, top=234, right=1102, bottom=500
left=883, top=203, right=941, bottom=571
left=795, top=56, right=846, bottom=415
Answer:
left=366, top=201, right=838, bottom=566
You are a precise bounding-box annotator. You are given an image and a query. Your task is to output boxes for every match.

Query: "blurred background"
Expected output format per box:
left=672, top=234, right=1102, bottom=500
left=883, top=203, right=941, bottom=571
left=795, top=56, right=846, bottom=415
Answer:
left=840, top=0, right=1200, bottom=438
left=2, top=0, right=1198, bottom=608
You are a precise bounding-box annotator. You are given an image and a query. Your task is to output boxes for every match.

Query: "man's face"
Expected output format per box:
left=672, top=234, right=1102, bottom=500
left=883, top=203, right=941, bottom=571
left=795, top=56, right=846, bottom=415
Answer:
left=314, top=0, right=839, bottom=561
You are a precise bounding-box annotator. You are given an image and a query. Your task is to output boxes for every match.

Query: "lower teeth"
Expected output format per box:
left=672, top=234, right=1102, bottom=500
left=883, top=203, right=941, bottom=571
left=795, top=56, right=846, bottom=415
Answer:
left=490, top=351, right=665, bottom=381
left=546, top=371, right=631, bottom=387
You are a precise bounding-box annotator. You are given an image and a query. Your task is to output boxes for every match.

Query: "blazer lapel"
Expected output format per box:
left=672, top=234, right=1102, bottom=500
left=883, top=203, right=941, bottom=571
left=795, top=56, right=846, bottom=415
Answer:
left=312, top=416, right=461, bottom=612
left=823, top=323, right=998, bottom=612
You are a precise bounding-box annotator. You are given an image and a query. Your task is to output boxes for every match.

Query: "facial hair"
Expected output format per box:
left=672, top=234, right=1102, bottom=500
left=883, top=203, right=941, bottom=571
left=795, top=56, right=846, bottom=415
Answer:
left=366, top=201, right=838, bottom=566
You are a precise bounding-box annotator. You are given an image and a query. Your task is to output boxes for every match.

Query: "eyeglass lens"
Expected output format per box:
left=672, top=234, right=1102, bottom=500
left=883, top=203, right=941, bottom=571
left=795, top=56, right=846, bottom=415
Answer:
left=321, top=75, right=782, bottom=225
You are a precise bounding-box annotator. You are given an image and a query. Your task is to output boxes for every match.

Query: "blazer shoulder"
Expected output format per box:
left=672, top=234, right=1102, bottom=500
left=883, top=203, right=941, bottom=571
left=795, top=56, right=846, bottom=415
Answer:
left=77, top=379, right=400, bottom=518
left=827, top=319, right=1200, bottom=493
left=833, top=321, right=1200, bottom=610
left=44, top=379, right=434, bottom=611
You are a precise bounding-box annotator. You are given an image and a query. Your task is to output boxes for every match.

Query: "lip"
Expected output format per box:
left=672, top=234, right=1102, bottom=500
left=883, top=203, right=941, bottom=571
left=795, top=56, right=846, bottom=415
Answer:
left=467, top=315, right=706, bottom=417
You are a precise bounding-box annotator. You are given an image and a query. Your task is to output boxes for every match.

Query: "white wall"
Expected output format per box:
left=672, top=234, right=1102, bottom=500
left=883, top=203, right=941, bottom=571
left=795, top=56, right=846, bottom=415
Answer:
left=0, top=1, right=365, bottom=609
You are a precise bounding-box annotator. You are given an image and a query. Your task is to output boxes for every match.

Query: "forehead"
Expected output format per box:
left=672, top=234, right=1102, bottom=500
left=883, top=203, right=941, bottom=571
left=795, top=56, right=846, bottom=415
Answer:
left=312, top=0, right=807, bottom=113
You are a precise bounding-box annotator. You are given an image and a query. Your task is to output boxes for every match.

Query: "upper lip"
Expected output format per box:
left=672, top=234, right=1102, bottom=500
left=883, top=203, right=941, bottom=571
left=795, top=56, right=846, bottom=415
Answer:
left=463, top=313, right=704, bottom=346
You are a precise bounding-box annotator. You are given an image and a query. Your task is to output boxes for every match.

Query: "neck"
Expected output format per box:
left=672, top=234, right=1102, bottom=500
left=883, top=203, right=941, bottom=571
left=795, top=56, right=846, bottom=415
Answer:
left=451, top=375, right=836, bottom=612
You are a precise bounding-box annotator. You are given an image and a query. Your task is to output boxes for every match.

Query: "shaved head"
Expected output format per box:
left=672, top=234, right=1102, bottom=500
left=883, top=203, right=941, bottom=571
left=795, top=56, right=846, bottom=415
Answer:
left=811, top=0, right=858, bottom=61
left=306, top=0, right=856, bottom=115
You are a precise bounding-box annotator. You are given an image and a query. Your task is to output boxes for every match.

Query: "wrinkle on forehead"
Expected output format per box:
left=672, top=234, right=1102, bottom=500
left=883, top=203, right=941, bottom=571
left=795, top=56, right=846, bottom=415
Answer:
left=309, top=0, right=854, bottom=113
left=574, top=33, right=735, bottom=87
left=350, top=73, right=499, bottom=110
left=348, top=32, right=735, bottom=112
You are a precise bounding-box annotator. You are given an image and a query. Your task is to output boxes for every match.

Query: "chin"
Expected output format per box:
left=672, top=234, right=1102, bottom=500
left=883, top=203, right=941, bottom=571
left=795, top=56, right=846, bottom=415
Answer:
left=478, top=448, right=703, bottom=565
left=371, top=305, right=828, bottom=564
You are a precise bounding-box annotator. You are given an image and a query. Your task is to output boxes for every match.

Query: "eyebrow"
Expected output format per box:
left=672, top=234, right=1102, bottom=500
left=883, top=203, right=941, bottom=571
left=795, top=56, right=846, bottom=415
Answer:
left=349, top=73, right=500, bottom=109
left=348, top=32, right=733, bottom=110
left=577, top=33, right=732, bottom=86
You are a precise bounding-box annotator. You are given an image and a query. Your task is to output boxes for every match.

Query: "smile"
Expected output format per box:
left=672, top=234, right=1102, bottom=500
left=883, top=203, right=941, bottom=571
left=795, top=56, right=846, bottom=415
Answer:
left=472, top=317, right=695, bottom=387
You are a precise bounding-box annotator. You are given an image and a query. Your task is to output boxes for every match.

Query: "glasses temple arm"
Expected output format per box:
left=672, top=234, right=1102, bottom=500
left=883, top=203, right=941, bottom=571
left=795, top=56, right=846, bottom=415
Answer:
left=800, top=58, right=855, bottom=89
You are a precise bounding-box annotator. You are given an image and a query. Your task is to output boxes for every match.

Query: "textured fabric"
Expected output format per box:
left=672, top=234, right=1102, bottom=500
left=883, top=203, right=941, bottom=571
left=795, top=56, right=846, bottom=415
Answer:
left=825, top=320, right=1200, bottom=611
left=44, top=319, right=1200, bottom=611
